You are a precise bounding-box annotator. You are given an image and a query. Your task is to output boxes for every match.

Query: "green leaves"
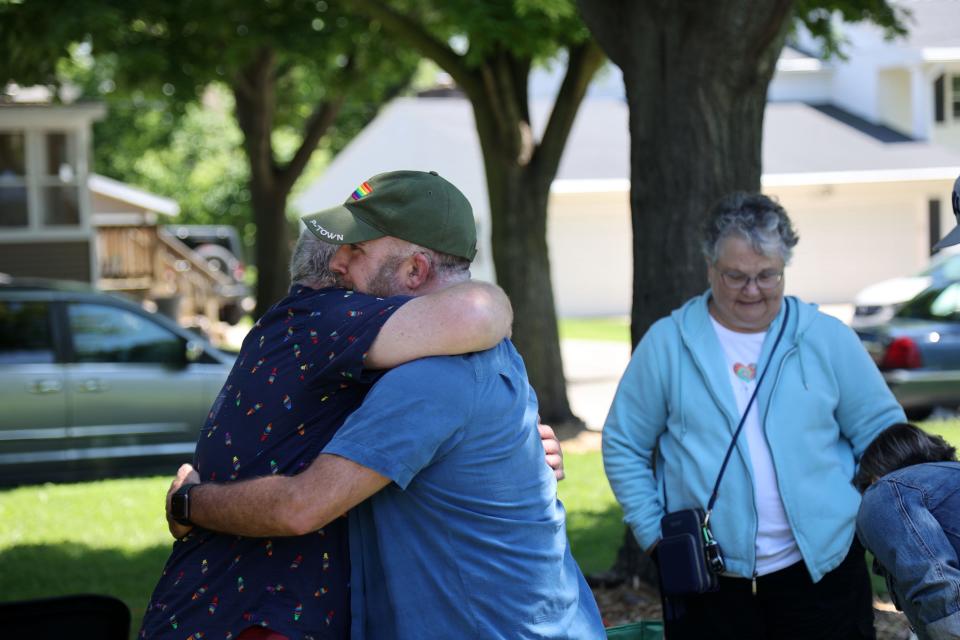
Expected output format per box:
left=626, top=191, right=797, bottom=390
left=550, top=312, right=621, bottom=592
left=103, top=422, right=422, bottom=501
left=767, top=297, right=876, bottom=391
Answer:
left=794, top=0, right=908, bottom=58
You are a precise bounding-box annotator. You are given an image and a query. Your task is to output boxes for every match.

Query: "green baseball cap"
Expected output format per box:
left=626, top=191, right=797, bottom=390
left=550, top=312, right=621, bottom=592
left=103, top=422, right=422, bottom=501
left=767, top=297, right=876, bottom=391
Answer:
left=301, top=170, right=477, bottom=261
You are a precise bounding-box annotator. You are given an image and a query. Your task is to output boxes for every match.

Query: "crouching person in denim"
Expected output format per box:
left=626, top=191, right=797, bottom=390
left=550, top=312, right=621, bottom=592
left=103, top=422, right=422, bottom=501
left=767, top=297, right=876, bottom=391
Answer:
left=855, top=423, right=960, bottom=640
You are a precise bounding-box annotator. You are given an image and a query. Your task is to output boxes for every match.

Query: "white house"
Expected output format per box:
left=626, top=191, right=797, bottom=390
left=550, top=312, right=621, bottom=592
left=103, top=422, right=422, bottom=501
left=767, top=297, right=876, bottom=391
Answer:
left=0, top=101, right=105, bottom=281
left=294, top=94, right=960, bottom=315
left=295, top=1, right=960, bottom=317
left=775, top=0, right=960, bottom=150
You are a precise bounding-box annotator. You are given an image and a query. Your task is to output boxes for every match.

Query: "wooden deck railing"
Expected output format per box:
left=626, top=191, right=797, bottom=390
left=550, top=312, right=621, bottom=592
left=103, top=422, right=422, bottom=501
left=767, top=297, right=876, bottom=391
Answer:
left=96, top=225, right=235, bottom=327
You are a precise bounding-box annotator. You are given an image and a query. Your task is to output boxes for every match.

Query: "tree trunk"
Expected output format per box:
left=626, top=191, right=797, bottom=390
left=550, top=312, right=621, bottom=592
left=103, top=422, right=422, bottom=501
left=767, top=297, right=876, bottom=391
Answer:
left=466, top=44, right=604, bottom=427
left=579, top=0, right=793, bottom=341
left=233, top=48, right=289, bottom=317
left=248, top=187, right=293, bottom=317
left=483, top=149, right=575, bottom=426
left=578, top=0, right=794, bottom=583
left=232, top=47, right=345, bottom=317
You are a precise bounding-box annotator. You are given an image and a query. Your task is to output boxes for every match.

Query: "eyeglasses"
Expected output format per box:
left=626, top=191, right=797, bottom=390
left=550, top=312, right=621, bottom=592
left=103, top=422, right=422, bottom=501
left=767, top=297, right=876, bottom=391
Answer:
left=718, top=270, right=783, bottom=290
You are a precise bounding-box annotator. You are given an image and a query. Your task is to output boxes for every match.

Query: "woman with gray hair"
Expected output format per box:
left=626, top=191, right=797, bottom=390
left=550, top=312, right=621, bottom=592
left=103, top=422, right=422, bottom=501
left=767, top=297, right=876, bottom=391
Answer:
left=603, top=192, right=905, bottom=639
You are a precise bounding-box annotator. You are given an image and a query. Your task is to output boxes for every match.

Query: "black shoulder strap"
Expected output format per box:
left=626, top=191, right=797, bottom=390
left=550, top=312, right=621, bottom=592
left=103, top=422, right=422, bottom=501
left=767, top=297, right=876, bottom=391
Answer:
left=704, top=298, right=791, bottom=522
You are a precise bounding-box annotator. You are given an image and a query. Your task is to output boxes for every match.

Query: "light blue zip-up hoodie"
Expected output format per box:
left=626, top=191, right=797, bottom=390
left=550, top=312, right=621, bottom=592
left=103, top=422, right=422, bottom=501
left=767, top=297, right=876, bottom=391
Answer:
left=603, top=291, right=906, bottom=582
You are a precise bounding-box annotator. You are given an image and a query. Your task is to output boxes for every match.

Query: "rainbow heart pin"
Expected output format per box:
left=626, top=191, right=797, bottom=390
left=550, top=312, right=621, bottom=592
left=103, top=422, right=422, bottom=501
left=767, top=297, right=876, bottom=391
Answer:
left=733, top=362, right=756, bottom=382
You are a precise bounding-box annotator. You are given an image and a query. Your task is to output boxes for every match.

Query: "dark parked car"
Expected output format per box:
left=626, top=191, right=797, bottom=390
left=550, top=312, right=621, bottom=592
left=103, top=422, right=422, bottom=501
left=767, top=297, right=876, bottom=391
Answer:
left=0, top=278, right=234, bottom=485
left=856, top=280, right=960, bottom=420
left=851, top=246, right=960, bottom=328
left=165, top=224, right=252, bottom=324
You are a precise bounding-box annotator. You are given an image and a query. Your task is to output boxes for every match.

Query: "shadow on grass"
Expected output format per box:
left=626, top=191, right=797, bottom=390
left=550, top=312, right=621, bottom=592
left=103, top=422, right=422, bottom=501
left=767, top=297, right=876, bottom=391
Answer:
left=567, top=502, right=625, bottom=575
left=0, top=542, right=172, bottom=637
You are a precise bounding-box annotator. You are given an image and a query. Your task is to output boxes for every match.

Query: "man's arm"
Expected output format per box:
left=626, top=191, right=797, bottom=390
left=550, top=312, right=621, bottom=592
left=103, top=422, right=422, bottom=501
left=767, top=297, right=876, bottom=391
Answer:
left=365, top=281, right=512, bottom=369
left=167, top=455, right=390, bottom=539
left=169, top=421, right=563, bottom=539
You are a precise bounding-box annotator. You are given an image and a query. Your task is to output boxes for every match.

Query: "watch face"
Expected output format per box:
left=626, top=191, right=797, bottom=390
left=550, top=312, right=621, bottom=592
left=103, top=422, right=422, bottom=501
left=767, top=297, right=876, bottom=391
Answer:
left=171, top=486, right=191, bottom=524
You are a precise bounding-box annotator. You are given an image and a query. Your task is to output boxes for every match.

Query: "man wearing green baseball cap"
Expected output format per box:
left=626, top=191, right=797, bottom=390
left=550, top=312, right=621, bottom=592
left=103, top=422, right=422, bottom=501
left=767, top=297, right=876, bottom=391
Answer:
left=165, top=170, right=605, bottom=639
left=301, top=169, right=478, bottom=262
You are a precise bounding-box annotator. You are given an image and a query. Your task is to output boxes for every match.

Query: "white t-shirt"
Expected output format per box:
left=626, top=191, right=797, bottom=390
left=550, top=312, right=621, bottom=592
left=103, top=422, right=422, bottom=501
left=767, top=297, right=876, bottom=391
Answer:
left=710, top=317, right=803, bottom=576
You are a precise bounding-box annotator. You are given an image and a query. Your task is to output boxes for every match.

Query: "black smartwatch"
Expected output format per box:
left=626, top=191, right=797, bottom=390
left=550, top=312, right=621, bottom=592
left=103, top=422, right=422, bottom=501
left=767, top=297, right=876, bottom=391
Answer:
left=170, top=483, right=199, bottom=526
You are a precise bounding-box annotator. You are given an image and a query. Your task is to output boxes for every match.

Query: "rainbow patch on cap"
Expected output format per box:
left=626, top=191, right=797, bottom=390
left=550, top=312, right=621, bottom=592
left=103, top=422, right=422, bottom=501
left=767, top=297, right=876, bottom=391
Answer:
left=350, top=181, right=373, bottom=201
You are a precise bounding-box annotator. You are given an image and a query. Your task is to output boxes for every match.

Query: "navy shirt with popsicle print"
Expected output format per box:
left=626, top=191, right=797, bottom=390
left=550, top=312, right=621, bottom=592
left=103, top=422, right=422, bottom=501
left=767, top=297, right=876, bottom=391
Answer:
left=140, top=285, right=407, bottom=640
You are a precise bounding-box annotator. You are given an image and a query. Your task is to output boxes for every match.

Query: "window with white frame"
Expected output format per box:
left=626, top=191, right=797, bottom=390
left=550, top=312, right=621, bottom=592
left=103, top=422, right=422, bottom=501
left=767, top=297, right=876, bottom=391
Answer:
left=39, top=131, right=80, bottom=226
left=0, top=129, right=83, bottom=231
left=0, top=132, right=28, bottom=227
left=953, top=74, right=960, bottom=120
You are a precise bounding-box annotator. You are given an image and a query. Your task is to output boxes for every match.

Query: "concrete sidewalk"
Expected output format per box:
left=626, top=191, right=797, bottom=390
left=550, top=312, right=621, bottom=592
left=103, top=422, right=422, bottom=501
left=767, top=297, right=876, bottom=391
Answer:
left=562, top=339, right=632, bottom=432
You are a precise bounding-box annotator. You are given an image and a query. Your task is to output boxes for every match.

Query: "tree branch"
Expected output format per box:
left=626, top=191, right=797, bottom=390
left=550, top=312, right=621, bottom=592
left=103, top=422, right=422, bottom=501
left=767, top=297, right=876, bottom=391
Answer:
left=532, top=39, right=606, bottom=187
left=349, top=0, right=484, bottom=100
left=489, top=50, right=531, bottom=162
left=274, top=54, right=358, bottom=194
left=277, top=97, right=344, bottom=195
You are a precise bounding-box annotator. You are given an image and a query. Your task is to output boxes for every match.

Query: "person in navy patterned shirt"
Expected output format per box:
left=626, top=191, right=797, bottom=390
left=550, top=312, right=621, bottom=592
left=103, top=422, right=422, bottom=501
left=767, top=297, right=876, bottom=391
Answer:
left=140, top=228, right=513, bottom=640
left=162, top=171, right=588, bottom=639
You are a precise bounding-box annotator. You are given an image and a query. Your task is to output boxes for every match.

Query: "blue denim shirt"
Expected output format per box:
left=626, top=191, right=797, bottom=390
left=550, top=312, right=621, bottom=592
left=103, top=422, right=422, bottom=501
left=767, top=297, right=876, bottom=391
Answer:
left=325, top=342, right=605, bottom=639
left=856, top=461, right=960, bottom=640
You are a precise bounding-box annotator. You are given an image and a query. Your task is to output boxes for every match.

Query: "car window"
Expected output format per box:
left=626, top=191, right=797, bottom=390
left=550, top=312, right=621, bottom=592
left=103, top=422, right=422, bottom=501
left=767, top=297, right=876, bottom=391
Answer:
left=0, top=300, right=55, bottom=364
left=898, top=283, right=960, bottom=321
left=929, top=283, right=960, bottom=319
left=922, top=252, right=960, bottom=279
left=940, top=255, right=960, bottom=280
left=68, top=303, right=184, bottom=364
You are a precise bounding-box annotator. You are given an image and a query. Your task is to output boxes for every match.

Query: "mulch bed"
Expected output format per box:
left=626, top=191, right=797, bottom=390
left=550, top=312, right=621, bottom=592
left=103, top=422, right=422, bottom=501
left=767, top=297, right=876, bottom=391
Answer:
left=591, top=581, right=914, bottom=639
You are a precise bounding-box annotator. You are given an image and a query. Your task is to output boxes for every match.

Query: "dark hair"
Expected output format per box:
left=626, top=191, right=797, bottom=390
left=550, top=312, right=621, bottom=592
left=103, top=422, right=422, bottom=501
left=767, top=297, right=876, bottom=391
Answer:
left=854, top=423, right=957, bottom=492
left=700, top=192, right=799, bottom=264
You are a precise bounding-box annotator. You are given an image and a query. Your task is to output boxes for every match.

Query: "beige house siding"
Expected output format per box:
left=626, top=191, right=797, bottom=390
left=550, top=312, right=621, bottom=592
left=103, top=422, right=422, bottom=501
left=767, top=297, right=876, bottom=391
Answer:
left=547, top=190, right=631, bottom=316
left=768, top=181, right=946, bottom=303
left=877, top=69, right=912, bottom=135
left=0, top=240, right=92, bottom=281
left=545, top=177, right=957, bottom=316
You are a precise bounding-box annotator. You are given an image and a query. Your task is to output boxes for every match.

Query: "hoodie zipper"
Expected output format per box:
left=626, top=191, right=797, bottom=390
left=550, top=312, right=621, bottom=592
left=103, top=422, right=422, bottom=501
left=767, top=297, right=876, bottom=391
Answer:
left=748, top=299, right=804, bottom=578
left=753, top=342, right=804, bottom=578
left=679, top=320, right=760, bottom=576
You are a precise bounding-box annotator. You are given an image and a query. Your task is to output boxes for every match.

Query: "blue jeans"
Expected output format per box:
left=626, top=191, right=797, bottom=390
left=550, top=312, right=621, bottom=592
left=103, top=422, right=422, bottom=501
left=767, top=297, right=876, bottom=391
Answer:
left=856, top=461, right=960, bottom=640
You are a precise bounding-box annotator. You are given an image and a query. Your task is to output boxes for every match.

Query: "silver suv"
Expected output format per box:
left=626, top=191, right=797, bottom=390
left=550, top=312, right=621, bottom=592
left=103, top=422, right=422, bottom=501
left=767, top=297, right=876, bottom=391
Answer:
left=0, top=278, right=234, bottom=485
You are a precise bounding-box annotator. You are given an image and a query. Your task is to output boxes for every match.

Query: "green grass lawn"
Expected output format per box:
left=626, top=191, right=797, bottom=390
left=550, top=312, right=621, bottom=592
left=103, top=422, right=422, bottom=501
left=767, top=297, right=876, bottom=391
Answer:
left=0, top=476, right=173, bottom=635
left=559, top=316, right=630, bottom=344
left=1, top=418, right=958, bottom=634
left=562, top=450, right=622, bottom=574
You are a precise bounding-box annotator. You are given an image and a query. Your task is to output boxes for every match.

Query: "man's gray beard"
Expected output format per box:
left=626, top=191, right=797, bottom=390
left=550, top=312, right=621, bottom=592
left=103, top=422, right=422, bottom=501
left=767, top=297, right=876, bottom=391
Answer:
left=343, top=253, right=407, bottom=298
